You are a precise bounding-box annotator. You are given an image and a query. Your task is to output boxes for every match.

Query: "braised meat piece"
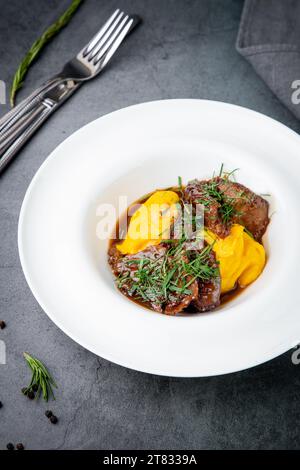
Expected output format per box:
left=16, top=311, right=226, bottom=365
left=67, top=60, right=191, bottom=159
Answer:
left=108, top=244, right=165, bottom=312
left=108, top=244, right=165, bottom=278
left=191, top=252, right=221, bottom=312
left=108, top=244, right=199, bottom=314
left=183, top=178, right=230, bottom=238
left=164, top=279, right=198, bottom=315
left=183, top=177, right=269, bottom=241
left=215, top=177, right=269, bottom=241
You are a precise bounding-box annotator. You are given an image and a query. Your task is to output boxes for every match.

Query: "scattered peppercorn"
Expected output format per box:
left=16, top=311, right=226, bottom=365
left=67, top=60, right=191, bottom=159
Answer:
left=45, top=410, right=53, bottom=419
left=0, top=401, right=3, bottom=408
left=0, top=320, right=6, bottom=329
left=16, top=443, right=24, bottom=451
left=32, top=384, right=38, bottom=392
left=50, top=415, right=58, bottom=424
left=6, top=443, right=14, bottom=450
left=27, top=390, right=35, bottom=400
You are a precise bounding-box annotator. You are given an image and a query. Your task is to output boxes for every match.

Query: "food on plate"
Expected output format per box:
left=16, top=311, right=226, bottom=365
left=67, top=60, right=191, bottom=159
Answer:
left=108, top=168, right=270, bottom=315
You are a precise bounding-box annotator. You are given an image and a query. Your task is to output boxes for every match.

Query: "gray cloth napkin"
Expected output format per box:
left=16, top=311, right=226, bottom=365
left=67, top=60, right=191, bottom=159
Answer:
left=236, top=0, right=300, bottom=119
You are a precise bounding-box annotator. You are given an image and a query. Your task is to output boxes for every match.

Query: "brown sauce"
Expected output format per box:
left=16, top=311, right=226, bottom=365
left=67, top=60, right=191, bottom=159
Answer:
left=220, top=284, right=245, bottom=305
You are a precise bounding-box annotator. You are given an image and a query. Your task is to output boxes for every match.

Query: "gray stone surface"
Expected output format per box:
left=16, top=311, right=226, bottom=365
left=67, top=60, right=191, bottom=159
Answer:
left=1, top=0, right=300, bottom=450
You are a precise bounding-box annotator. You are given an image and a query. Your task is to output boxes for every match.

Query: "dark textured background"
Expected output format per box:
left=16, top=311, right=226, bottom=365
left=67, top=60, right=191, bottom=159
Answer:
left=1, top=0, right=300, bottom=450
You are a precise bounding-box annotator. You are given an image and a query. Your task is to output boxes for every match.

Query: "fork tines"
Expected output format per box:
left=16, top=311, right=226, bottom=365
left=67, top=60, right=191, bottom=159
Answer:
left=82, top=9, right=135, bottom=66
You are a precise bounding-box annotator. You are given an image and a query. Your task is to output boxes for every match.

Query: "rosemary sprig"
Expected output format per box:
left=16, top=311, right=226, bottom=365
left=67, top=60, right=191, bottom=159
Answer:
left=10, top=0, right=83, bottom=107
left=22, top=352, right=57, bottom=402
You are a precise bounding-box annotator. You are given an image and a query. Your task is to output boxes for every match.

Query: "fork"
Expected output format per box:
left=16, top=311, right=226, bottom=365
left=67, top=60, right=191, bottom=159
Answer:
left=0, top=9, right=139, bottom=136
left=0, top=9, right=140, bottom=173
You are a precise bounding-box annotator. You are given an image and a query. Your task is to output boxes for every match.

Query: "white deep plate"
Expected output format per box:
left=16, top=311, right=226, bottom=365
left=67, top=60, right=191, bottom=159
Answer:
left=18, top=99, right=300, bottom=377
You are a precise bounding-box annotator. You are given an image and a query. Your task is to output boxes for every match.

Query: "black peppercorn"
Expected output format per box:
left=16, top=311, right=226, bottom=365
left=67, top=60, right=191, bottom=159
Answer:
left=45, top=410, right=53, bottom=419
left=16, top=443, right=24, bottom=451
left=6, top=443, right=14, bottom=450
left=27, top=390, right=35, bottom=400
left=50, top=415, right=58, bottom=424
left=0, top=320, right=6, bottom=329
left=0, top=401, right=3, bottom=408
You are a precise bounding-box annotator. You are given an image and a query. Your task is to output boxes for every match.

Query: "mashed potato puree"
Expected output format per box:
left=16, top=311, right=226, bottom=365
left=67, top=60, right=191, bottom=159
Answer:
left=205, top=224, right=265, bottom=293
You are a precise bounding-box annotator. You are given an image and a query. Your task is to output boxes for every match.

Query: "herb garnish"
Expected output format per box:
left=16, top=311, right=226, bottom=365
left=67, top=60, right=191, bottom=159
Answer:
left=197, top=165, right=243, bottom=224
left=218, top=163, right=224, bottom=177
left=243, top=227, right=254, bottom=239
left=117, top=238, right=219, bottom=308
left=22, top=352, right=57, bottom=402
left=10, top=0, right=82, bottom=106
left=219, top=165, right=239, bottom=180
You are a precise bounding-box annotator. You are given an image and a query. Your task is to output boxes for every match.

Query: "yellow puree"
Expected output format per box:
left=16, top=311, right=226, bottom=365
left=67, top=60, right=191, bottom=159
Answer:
left=117, top=191, right=179, bottom=255
left=205, top=224, right=265, bottom=293
left=117, top=191, right=266, bottom=293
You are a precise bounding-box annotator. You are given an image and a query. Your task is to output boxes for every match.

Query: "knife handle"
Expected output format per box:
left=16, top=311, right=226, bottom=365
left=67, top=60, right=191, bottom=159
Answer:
left=0, top=81, right=79, bottom=174
left=0, top=102, right=55, bottom=174
left=0, top=78, right=60, bottom=134
left=0, top=102, right=51, bottom=155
